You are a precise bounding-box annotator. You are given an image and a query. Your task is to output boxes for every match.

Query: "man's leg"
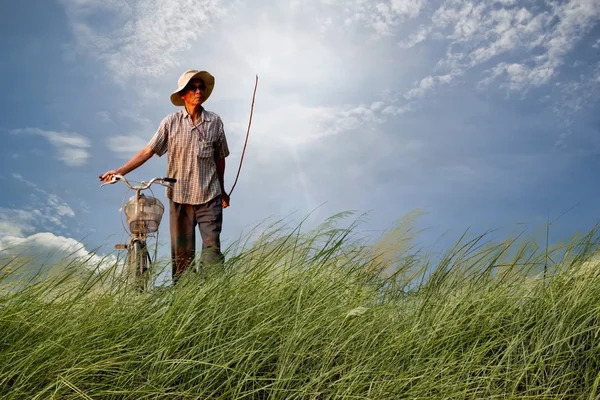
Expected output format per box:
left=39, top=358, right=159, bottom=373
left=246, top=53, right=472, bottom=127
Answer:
left=195, top=195, right=224, bottom=274
left=169, top=200, right=197, bottom=284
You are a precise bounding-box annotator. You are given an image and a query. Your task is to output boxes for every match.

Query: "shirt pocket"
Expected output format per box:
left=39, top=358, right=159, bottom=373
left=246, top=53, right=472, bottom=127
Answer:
left=197, top=140, right=214, bottom=159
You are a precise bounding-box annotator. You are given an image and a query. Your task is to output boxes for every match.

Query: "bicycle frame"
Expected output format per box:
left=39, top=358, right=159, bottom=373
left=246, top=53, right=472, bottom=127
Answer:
left=101, top=174, right=176, bottom=291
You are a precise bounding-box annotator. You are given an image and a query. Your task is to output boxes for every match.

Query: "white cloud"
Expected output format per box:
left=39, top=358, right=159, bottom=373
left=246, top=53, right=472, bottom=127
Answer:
left=420, top=76, right=435, bottom=89
left=6, top=174, right=76, bottom=232
left=381, top=104, right=415, bottom=115
left=236, top=100, right=393, bottom=154
left=405, top=0, right=598, bottom=93
left=390, top=0, right=426, bottom=19
left=48, top=196, right=76, bottom=218
left=387, top=0, right=600, bottom=134
left=117, top=110, right=153, bottom=128
left=58, top=148, right=92, bottom=167
left=404, top=87, right=426, bottom=99
left=296, top=0, right=426, bottom=38
left=207, top=20, right=354, bottom=102
left=371, top=101, right=384, bottom=110
left=0, top=232, right=117, bottom=273
left=403, top=73, right=456, bottom=99
left=10, top=128, right=91, bottom=167
left=106, top=135, right=149, bottom=159
left=0, top=209, right=36, bottom=238
left=426, top=3, right=554, bottom=89
left=550, top=64, right=600, bottom=146
left=0, top=175, right=116, bottom=277
left=398, top=25, right=430, bottom=48
left=61, top=0, right=232, bottom=84
left=1, top=232, right=92, bottom=260
left=479, top=62, right=551, bottom=92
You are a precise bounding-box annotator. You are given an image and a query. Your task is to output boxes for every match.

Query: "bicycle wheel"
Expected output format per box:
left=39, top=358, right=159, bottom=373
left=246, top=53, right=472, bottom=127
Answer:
left=128, top=240, right=149, bottom=292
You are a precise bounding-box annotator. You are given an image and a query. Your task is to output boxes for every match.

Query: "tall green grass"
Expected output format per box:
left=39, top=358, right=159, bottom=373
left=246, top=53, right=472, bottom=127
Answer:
left=2, top=212, right=600, bottom=399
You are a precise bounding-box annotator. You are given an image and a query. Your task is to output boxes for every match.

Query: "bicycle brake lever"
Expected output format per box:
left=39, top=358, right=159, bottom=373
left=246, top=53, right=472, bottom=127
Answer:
left=100, top=178, right=119, bottom=188
left=160, top=178, right=176, bottom=188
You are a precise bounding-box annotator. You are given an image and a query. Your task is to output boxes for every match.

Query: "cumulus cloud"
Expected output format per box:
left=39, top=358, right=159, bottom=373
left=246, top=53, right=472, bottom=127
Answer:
left=10, top=128, right=91, bottom=167
left=1, top=233, right=102, bottom=262
left=0, top=232, right=118, bottom=279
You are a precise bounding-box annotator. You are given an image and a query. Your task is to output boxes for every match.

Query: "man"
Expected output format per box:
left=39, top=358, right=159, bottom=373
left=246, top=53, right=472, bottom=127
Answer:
left=100, top=69, right=230, bottom=283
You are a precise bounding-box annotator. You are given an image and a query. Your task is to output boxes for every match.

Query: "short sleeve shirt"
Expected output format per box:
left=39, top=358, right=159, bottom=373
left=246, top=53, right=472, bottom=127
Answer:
left=147, top=107, right=230, bottom=205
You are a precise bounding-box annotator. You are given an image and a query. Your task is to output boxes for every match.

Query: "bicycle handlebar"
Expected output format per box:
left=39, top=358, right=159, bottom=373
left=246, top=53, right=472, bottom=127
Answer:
left=100, top=174, right=177, bottom=190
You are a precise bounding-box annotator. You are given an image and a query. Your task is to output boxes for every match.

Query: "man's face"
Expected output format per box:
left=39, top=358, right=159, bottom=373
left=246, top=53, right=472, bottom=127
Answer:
left=180, top=78, right=205, bottom=106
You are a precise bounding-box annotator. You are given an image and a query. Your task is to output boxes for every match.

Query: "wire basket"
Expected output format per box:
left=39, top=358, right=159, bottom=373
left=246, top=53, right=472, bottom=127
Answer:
left=123, top=194, right=165, bottom=234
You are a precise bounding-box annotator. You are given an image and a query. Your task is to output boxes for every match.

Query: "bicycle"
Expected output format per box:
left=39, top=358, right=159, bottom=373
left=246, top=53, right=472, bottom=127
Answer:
left=100, top=174, right=176, bottom=291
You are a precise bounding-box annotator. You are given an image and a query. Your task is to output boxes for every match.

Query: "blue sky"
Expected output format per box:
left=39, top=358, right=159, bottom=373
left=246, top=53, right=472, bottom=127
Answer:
left=1, top=0, right=599, bottom=279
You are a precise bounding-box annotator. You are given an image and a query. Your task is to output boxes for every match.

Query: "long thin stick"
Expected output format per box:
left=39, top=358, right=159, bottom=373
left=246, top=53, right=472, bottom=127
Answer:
left=228, top=74, right=258, bottom=197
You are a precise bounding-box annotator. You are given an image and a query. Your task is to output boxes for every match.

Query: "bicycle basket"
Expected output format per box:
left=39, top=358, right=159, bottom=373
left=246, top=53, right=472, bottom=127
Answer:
left=123, top=194, right=165, bottom=234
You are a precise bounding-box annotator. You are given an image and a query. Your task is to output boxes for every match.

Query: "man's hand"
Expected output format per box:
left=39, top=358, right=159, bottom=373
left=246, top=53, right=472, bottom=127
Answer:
left=222, top=193, right=230, bottom=209
left=99, top=147, right=153, bottom=183
left=100, top=170, right=120, bottom=182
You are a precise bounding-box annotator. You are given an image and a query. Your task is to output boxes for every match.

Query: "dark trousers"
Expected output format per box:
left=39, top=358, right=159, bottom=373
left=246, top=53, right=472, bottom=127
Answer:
left=169, top=195, right=224, bottom=283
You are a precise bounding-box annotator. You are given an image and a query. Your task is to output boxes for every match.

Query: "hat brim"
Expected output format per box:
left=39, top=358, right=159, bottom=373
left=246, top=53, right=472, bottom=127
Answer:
left=170, top=71, right=214, bottom=106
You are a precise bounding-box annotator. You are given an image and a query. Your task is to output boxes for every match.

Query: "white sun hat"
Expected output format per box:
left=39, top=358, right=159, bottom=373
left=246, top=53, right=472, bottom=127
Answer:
left=170, top=69, right=215, bottom=106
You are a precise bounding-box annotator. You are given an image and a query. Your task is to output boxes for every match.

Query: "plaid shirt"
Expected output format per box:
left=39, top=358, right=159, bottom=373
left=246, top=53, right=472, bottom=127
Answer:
left=148, top=107, right=230, bottom=205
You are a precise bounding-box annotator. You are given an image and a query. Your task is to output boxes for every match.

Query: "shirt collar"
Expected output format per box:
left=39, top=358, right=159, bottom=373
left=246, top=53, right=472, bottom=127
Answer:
left=181, top=106, right=211, bottom=122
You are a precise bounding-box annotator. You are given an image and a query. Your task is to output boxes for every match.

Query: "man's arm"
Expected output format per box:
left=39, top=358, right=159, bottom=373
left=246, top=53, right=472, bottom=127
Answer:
left=215, top=158, right=226, bottom=194
left=214, top=117, right=230, bottom=208
left=100, top=146, right=155, bottom=181
left=215, top=157, right=229, bottom=208
left=117, top=146, right=155, bottom=175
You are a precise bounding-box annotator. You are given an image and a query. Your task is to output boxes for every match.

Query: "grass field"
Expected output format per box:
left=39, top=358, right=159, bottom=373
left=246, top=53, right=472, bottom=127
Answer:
left=2, top=212, right=600, bottom=399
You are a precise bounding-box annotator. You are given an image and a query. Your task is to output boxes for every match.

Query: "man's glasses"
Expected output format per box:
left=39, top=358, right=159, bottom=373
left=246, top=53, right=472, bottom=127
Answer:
left=185, top=84, right=205, bottom=92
